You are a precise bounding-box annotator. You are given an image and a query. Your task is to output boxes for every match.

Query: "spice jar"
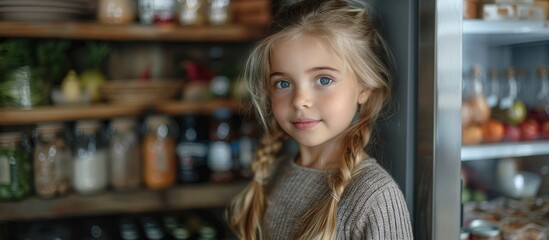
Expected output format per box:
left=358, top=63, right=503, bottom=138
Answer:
left=33, top=123, right=72, bottom=198
left=0, top=132, right=31, bottom=201
left=207, top=108, right=234, bottom=183
left=109, top=118, right=141, bottom=191
left=97, top=0, right=136, bottom=24
left=73, top=120, right=108, bottom=194
left=143, top=115, right=177, bottom=189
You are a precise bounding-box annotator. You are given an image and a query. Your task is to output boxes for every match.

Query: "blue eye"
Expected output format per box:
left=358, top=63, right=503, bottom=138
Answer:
left=317, top=77, right=333, bottom=86
left=275, top=80, right=291, bottom=89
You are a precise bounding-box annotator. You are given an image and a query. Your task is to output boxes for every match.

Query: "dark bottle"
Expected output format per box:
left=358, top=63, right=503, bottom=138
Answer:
left=207, top=108, right=234, bottom=183
left=176, top=115, right=209, bottom=184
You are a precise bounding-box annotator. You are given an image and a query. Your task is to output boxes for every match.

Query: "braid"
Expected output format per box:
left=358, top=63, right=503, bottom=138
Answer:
left=227, top=124, right=287, bottom=240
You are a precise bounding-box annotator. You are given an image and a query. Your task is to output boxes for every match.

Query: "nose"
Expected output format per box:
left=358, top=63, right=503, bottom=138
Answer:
left=292, top=86, right=312, bottom=109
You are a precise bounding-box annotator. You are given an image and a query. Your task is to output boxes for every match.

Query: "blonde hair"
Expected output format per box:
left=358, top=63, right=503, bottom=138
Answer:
left=227, top=0, right=392, bottom=239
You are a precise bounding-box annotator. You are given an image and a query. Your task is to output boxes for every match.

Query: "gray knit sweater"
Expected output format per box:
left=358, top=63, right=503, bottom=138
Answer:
left=262, top=156, right=413, bottom=239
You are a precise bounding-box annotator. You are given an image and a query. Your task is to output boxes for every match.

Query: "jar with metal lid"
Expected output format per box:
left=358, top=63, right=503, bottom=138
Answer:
left=33, top=123, right=72, bottom=198
left=0, top=132, right=31, bottom=201
left=143, top=115, right=177, bottom=189
left=109, top=118, right=141, bottom=191
left=73, top=120, right=108, bottom=194
left=469, top=219, right=501, bottom=240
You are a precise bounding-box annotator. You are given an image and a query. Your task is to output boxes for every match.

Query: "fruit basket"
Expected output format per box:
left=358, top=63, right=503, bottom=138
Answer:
left=101, top=80, right=182, bottom=105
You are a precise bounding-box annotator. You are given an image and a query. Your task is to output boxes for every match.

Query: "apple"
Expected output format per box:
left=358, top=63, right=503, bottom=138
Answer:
left=519, top=118, right=540, bottom=141
left=541, top=120, right=549, bottom=139
left=502, top=123, right=521, bottom=142
left=462, top=125, right=483, bottom=145
left=481, top=119, right=504, bottom=143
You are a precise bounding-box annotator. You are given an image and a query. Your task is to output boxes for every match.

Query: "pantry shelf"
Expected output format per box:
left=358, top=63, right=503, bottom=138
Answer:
left=0, top=182, right=247, bottom=221
left=0, top=21, right=264, bottom=42
left=463, top=20, right=549, bottom=45
left=461, top=140, right=549, bottom=161
left=0, top=99, right=242, bottom=125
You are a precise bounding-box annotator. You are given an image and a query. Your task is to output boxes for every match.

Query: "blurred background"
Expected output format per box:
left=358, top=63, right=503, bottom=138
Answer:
left=0, top=0, right=548, bottom=239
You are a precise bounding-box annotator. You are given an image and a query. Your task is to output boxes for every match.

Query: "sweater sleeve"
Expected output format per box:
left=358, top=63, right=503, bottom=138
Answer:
left=355, top=186, right=414, bottom=240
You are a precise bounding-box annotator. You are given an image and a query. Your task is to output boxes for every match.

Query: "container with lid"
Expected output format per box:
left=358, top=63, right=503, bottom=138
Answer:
left=143, top=115, right=177, bottom=189
left=207, top=108, right=234, bottom=183
left=469, top=219, right=501, bottom=240
left=0, top=132, right=32, bottom=201
left=109, top=118, right=141, bottom=191
left=33, top=123, right=72, bottom=198
left=72, top=120, right=108, bottom=194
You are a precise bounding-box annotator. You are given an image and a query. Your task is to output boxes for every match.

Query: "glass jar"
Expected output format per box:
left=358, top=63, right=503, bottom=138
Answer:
left=153, top=0, right=176, bottom=25
left=143, top=115, right=177, bottom=189
left=207, top=0, right=230, bottom=25
left=0, top=132, right=31, bottom=201
left=33, top=123, right=72, bottom=198
left=207, top=108, right=234, bottom=183
left=97, top=0, right=136, bottom=24
left=73, top=120, right=108, bottom=194
left=177, top=0, right=206, bottom=26
left=177, top=115, right=209, bottom=184
left=109, top=118, right=141, bottom=191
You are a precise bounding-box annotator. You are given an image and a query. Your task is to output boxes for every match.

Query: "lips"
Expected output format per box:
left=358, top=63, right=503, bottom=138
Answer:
left=291, top=119, right=320, bottom=130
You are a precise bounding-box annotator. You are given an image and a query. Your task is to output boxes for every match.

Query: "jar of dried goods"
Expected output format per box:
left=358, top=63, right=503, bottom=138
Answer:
left=143, top=115, right=177, bottom=189
left=73, top=120, right=108, bottom=194
left=109, top=117, right=141, bottom=191
left=33, top=123, right=72, bottom=198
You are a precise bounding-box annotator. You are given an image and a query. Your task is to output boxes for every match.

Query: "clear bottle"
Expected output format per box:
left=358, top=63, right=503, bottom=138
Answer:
left=109, top=118, right=141, bottom=191
left=207, top=108, right=234, bottom=183
left=485, top=69, right=501, bottom=109
left=33, top=123, right=72, bottom=198
left=73, top=120, right=108, bottom=195
left=0, top=132, right=31, bottom=201
left=466, top=65, right=491, bottom=125
left=531, top=66, right=549, bottom=122
left=495, top=68, right=527, bottom=126
left=143, top=115, right=177, bottom=190
left=176, top=115, right=209, bottom=184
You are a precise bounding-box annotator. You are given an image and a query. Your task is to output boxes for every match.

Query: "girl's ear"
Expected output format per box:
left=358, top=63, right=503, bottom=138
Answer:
left=358, top=87, right=370, bottom=105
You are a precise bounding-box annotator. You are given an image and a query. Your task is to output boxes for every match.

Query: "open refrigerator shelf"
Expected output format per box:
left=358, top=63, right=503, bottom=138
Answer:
left=464, top=19, right=549, bottom=45
left=461, top=140, right=549, bottom=161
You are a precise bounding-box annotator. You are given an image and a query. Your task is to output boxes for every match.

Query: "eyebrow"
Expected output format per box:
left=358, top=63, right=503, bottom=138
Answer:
left=269, top=66, right=340, bottom=78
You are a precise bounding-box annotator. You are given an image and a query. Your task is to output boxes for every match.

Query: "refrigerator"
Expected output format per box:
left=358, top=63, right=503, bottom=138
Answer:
left=366, top=1, right=462, bottom=239
left=371, top=1, right=549, bottom=239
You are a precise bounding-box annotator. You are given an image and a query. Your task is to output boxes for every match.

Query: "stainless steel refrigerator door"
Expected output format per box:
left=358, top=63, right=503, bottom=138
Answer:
left=416, top=0, right=463, bottom=239
left=370, top=0, right=463, bottom=239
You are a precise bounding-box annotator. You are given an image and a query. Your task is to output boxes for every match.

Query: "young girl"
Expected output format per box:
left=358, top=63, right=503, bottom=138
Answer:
left=228, top=0, right=413, bottom=239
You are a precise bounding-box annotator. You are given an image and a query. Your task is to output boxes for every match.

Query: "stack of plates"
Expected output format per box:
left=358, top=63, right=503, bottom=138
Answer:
left=0, top=0, right=96, bottom=21
left=101, top=80, right=183, bottom=105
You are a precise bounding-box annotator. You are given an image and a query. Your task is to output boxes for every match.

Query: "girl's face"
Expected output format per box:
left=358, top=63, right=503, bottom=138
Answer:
left=269, top=34, right=369, bottom=148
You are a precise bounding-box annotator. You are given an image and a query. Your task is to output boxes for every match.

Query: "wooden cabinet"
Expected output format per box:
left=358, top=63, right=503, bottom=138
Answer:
left=0, top=20, right=261, bottom=221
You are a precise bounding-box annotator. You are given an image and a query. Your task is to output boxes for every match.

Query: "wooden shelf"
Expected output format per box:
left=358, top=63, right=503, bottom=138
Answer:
left=0, top=99, right=243, bottom=125
left=0, top=21, right=264, bottom=42
left=0, top=182, right=248, bottom=221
